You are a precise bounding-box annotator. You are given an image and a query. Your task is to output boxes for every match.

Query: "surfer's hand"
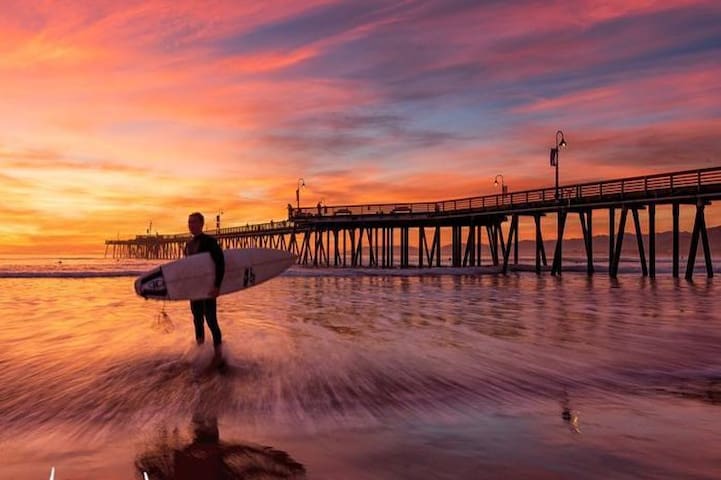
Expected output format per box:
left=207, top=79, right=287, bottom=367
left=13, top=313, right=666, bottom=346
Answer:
left=209, top=287, right=220, bottom=298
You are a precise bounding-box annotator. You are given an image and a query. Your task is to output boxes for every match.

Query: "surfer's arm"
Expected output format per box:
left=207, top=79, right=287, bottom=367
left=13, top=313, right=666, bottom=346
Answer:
left=208, top=239, right=225, bottom=288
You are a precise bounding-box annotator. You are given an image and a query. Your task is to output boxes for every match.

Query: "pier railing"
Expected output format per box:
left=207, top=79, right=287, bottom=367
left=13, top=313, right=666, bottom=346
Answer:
left=292, top=166, right=721, bottom=218
left=117, top=220, right=295, bottom=243
left=112, top=166, right=721, bottom=242
left=106, top=165, right=721, bottom=279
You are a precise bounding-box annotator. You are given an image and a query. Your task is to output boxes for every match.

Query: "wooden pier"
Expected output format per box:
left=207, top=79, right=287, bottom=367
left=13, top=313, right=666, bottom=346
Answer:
left=106, top=166, right=721, bottom=279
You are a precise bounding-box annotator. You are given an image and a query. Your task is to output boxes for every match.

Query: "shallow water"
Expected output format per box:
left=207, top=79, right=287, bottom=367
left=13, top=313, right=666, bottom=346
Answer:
left=0, top=258, right=720, bottom=479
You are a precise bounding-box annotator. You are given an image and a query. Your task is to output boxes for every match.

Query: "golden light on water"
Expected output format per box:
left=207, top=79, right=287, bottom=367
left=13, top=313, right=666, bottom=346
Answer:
left=1, top=271, right=721, bottom=478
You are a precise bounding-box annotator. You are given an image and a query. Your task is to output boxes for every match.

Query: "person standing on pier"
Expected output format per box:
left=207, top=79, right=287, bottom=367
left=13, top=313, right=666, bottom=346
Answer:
left=185, top=212, right=225, bottom=361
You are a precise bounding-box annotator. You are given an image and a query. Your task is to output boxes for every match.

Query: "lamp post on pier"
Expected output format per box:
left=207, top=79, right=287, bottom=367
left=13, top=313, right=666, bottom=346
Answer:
left=550, top=130, right=567, bottom=200
left=295, top=178, right=305, bottom=210
left=493, top=174, right=507, bottom=194
left=494, top=174, right=508, bottom=205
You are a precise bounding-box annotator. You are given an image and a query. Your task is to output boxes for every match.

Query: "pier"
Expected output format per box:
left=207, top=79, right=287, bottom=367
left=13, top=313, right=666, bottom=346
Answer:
left=106, top=166, right=721, bottom=279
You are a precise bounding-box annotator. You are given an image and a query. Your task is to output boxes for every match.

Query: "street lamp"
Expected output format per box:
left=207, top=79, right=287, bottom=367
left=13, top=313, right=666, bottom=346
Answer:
left=295, top=178, right=305, bottom=209
left=550, top=130, right=567, bottom=200
left=493, top=174, right=508, bottom=195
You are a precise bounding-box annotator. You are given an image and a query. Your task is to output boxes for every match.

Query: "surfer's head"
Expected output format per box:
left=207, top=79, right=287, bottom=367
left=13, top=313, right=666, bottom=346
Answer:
left=188, top=212, right=204, bottom=235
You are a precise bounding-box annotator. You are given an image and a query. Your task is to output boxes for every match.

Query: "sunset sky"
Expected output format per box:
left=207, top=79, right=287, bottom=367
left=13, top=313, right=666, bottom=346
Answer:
left=1, top=0, right=720, bottom=254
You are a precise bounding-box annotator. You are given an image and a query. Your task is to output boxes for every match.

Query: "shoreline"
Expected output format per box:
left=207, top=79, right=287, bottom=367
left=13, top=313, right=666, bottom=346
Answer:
left=0, top=262, right=718, bottom=279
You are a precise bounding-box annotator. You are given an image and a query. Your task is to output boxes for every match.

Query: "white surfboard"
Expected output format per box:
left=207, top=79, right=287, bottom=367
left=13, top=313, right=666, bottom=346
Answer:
left=134, top=248, right=296, bottom=301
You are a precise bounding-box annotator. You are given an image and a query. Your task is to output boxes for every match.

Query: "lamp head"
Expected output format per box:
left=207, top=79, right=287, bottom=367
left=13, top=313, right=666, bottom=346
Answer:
left=559, top=138, right=567, bottom=149
left=494, top=179, right=499, bottom=187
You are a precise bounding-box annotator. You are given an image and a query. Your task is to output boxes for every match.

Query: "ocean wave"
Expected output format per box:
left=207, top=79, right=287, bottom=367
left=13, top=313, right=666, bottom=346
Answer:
left=1, top=261, right=719, bottom=279
left=0, top=270, right=144, bottom=278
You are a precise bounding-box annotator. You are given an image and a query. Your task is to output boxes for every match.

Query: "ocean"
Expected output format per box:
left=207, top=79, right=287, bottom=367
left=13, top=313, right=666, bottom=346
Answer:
left=0, top=255, right=719, bottom=479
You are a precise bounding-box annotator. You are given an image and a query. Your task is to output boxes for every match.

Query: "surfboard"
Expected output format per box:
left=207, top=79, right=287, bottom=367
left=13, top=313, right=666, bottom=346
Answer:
left=134, top=248, right=296, bottom=301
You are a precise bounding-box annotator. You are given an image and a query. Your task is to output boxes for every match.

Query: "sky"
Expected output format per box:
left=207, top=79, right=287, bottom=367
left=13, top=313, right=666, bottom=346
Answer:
left=1, top=0, right=720, bottom=254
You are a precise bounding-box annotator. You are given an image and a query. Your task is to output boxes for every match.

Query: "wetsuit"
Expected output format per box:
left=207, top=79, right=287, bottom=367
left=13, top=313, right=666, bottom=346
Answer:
left=184, top=233, right=225, bottom=346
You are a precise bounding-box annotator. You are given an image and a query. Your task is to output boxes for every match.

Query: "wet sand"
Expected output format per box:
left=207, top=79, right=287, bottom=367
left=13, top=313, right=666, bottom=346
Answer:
left=1, top=269, right=720, bottom=479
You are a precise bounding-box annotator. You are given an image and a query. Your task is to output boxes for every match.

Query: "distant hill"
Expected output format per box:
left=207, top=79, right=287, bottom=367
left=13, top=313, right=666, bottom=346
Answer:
left=507, top=225, right=720, bottom=259
left=389, top=226, right=720, bottom=260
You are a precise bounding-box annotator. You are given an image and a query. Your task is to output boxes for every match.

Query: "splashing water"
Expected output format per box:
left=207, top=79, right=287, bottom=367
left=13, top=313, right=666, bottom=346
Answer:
left=0, top=258, right=720, bottom=479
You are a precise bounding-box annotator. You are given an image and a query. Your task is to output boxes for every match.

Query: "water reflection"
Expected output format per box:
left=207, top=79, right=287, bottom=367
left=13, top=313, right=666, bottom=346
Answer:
left=2, top=273, right=721, bottom=479
left=136, top=380, right=306, bottom=480
left=135, top=418, right=306, bottom=480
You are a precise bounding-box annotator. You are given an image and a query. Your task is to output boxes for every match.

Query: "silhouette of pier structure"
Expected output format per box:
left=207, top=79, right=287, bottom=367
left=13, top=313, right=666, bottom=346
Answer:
left=106, top=166, right=721, bottom=279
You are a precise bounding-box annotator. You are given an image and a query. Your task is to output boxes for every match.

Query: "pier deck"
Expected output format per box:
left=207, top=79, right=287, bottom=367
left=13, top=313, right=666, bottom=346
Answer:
left=106, top=166, right=721, bottom=279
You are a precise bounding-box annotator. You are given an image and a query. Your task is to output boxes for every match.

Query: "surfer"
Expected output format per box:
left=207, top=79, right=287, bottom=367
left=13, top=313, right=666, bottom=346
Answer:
left=185, top=212, right=225, bottom=360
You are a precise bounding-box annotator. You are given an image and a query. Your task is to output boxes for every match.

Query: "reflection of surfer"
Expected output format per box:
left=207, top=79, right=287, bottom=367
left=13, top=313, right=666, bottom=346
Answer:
left=136, top=384, right=306, bottom=479
left=185, top=212, right=225, bottom=364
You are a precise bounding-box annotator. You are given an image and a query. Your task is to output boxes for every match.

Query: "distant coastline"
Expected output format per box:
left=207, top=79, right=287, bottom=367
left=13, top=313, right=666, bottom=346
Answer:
left=2, top=226, right=716, bottom=260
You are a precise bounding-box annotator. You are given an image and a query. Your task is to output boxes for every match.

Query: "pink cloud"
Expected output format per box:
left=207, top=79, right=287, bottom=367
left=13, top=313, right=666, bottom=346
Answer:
left=1, top=1, right=720, bottom=252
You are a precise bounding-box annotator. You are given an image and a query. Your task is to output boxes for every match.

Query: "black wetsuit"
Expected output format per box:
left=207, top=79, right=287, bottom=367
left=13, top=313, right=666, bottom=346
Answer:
left=184, top=233, right=225, bottom=346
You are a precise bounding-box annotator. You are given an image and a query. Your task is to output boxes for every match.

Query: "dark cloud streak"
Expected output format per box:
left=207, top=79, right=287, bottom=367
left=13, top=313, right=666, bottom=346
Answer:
left=264, top=111, right=465, bottom=159
left=214, top=1, right=393, bottom=55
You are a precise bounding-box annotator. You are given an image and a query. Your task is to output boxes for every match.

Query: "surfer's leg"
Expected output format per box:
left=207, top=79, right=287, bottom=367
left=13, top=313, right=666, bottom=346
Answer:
left=190, top=300, right=205, bottom=344
left=204, top=298, right=222, bottom=347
